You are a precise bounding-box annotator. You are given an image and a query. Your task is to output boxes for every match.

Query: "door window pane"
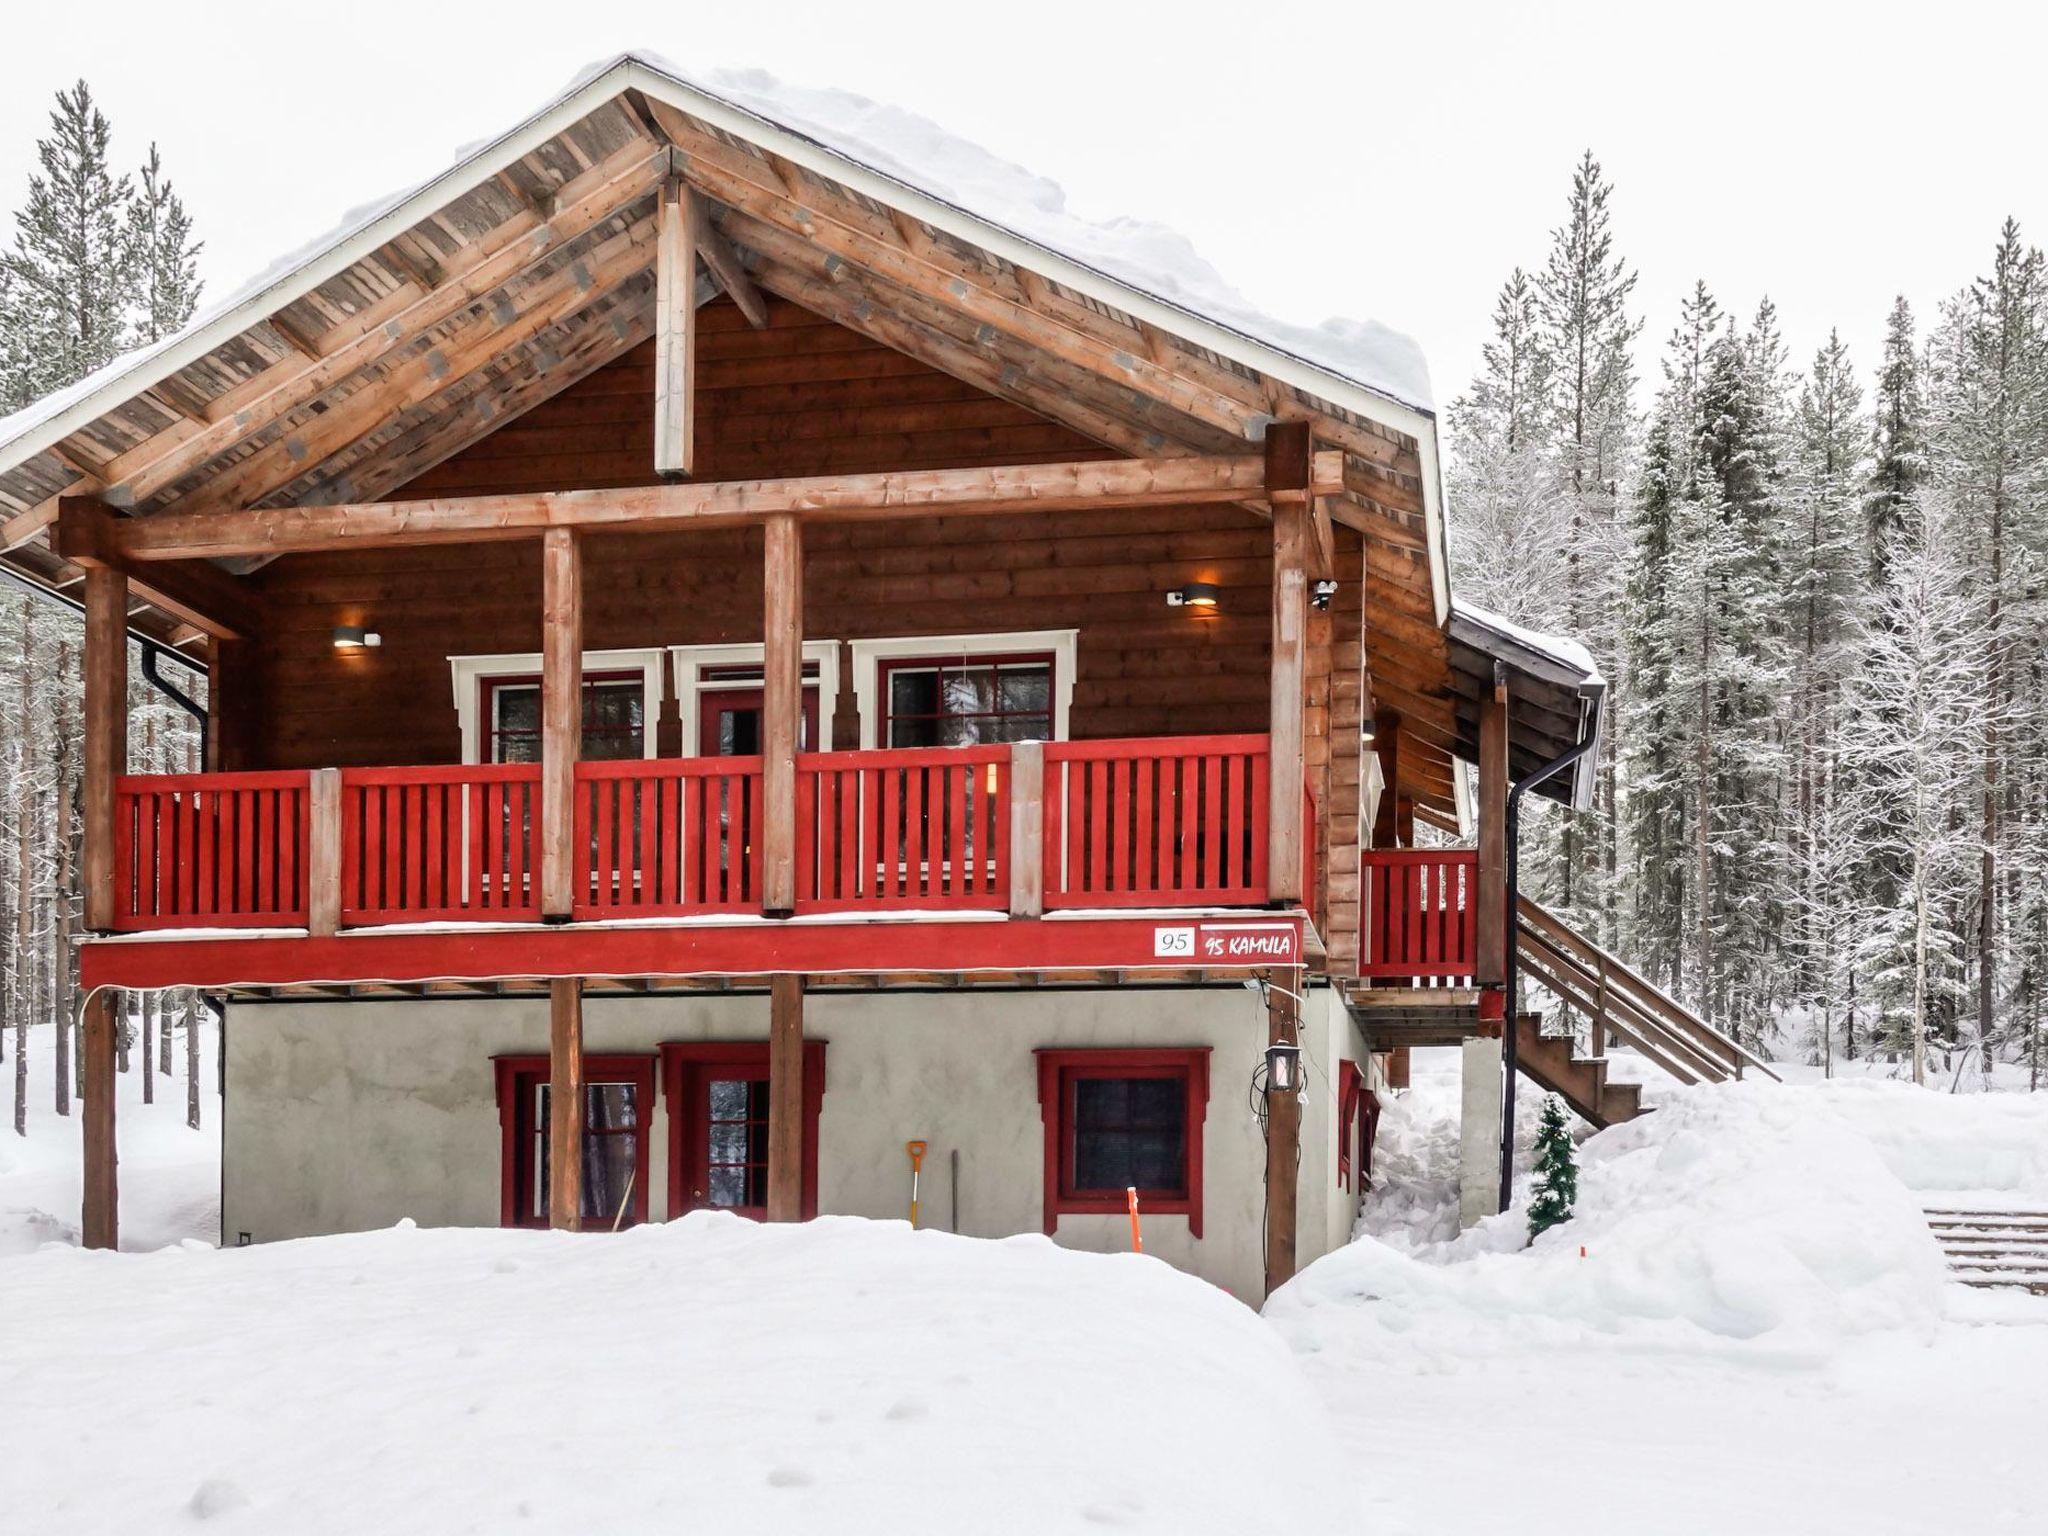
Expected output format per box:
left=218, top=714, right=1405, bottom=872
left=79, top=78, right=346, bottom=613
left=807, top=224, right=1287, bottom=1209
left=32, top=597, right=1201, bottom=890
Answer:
left=704, top=1076, right=770, bottom=1210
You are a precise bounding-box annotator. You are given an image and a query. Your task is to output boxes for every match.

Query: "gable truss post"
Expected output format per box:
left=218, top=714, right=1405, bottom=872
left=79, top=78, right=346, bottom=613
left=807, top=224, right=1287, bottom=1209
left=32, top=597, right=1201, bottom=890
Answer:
left=655, top=177, right=703, bottom=477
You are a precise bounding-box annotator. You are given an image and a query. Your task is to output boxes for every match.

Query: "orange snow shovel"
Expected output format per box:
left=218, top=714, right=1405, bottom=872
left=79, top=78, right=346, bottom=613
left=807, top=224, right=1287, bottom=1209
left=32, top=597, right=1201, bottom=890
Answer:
left=906, top=1140, right=929, bottom=1229
left=1127, top=1187, right=1143, bottom=1253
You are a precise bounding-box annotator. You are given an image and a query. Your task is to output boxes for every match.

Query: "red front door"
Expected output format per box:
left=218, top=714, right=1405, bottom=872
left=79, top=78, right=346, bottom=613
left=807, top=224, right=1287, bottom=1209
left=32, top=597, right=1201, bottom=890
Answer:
left=664, top=1042, right=827, bottom=1221
left=699, top=687, right=822, bottom=756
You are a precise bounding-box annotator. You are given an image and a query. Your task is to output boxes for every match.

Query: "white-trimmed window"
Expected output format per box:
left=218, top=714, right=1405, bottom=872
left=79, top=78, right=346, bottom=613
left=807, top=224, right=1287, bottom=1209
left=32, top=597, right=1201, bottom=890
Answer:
left=448, top=650, right=666, bottom=765
left=848, top=631, right=1077, bottom=750
left=669, top=642, right=841, bottom=758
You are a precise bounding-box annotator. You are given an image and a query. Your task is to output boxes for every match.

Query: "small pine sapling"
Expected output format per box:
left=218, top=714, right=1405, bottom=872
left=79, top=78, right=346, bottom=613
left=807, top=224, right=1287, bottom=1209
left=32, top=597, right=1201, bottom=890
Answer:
left=1526, top=1094, right=1578, bottom=1240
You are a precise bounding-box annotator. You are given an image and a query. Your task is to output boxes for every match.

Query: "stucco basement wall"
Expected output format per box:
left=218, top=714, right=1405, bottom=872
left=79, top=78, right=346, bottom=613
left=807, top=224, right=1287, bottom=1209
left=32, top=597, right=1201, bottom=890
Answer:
left=223, top=984, right=1361, bottom=1301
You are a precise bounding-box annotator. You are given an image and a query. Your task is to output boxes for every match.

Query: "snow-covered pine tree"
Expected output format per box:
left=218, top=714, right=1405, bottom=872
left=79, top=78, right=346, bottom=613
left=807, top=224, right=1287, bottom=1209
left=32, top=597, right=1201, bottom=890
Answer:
left=1526, top=1094, right=1578, bottom=1238
left=1926, top=220, right=2048, bottom=1081
left=1446, top=267, right=1568, bottom=625
left=1782, top=332, right=1867, bottom=1062
left=125, top=142, right=202, bottom=345
left=1843, top=501, right=1983, bottom=1083
left=1534, top=151, right=1640, bottom=938
left=1622, top=282, right=1722, bottom=991
left=1865, top=297, right=1928, bottom=592
left=1, top=80, right=134, bottom=396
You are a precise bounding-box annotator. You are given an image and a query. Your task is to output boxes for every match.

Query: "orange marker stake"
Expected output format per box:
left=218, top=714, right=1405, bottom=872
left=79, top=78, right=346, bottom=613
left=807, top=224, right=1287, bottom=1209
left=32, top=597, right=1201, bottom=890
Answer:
left=1127, top=1186, right=1143, bottom=1253
left=906, top=1141, right=928, bottom=1229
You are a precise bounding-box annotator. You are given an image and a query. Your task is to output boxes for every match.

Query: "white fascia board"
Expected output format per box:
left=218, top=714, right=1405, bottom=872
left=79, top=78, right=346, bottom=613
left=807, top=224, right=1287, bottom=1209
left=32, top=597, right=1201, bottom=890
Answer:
left=0, top=59, right=647, bottom=480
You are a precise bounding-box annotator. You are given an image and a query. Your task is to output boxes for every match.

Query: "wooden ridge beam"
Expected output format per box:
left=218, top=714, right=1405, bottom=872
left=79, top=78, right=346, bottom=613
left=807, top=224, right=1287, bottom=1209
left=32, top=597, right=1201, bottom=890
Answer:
left=109, top=452, right=1343, bottom=562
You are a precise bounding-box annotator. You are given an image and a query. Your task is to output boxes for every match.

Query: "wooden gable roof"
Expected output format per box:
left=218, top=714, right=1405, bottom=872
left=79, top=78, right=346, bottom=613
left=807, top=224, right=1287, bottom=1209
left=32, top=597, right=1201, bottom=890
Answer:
left=0, top=55, right=1580, bottom=813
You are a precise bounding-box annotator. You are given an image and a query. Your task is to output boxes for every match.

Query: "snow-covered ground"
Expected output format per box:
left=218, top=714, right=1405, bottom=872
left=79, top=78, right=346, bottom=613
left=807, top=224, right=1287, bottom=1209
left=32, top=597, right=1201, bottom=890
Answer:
left=1272, top=1049, right=2048, bottom=1534
left=4, top=1030, right=2044, bottom=1533
left=0, top=1016, right=221, bottom=1257
left=0, top=1214, right=1352, bottom=1534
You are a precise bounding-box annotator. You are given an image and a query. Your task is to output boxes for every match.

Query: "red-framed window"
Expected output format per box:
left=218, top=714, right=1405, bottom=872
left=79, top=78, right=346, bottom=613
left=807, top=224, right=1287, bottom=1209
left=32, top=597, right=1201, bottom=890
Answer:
left=1337, top=1060, right=1380, bottom=1193
left=1033, top=1048, right=1209, bottom=1237
left=481, top=670, right=648, bottom=763
left=879, top=651, right=1054, bottom=747
left=660, top=1041, right=828, bottom=1221
left=491, top=1054, right=657, bottom=1230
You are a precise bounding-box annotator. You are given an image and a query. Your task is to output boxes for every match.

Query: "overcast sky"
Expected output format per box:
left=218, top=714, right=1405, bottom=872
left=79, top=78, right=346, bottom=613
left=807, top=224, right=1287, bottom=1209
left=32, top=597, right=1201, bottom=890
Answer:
left=4, top=0, right=2042, bottom=414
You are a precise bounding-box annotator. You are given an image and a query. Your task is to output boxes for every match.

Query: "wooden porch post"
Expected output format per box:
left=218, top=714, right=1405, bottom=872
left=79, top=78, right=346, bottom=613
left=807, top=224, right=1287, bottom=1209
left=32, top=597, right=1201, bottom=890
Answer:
left=540, top=527, right=582, bottom=920
left=766, top=973, right=805, bottom=1222
left=82, top=561, right=128, bottom=933
left=548, top=976, right=585, bottom=1231
left=81, top=988, right=119, bottom=1250
left=1476, top=678, right=1510, bottom=1021
left=1264, top=972, right=1300, bottom=1295
left=654, top=177, right=700, bottom=478
left=1008, top=740, right=1046, bottom=918
left=307, top=768, right=342, bottom=938
left=763, top=513, right=803, bottom=915
left=1265, top=423, right=1311, bottom=904
left=1370, top=710, right=1404, bottom=849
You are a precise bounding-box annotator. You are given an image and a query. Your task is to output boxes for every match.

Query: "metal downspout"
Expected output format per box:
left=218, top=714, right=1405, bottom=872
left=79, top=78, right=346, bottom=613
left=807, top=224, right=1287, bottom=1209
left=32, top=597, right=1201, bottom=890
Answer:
left=1498, top=680, right=1606, bottom=1214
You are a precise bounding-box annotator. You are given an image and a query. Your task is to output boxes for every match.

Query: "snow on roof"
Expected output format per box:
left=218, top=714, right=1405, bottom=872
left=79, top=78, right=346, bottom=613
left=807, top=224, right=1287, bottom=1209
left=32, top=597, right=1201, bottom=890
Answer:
left=0, top=51, right=1434, bottom=477
left=1448, top=598, right=1603, bottom=688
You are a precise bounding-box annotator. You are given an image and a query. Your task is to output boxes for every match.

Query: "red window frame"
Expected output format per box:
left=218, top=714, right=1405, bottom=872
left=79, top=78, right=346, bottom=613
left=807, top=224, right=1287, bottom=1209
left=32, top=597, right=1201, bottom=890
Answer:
left=660, top=1041, right=828, bottom=1221
left=1337, top=1060, right=1380, bottom=1193
left=1033, top=1047, right=1209, bottom=1237
left=479, top=669, right=648, bottom=763
left=877, top=650, right=1056, bottom=746
left=491, top=1053, right=657, bottom=1230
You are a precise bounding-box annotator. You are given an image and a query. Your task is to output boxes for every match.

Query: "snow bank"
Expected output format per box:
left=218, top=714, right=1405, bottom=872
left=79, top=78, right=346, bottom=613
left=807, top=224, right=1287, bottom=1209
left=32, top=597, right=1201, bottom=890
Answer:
left=0, top=1215, right=1352, bottom=1533
left=1272, top=1082, right=1948, bottom=1359
left=1807, top=1077, right=2048, bottom=1201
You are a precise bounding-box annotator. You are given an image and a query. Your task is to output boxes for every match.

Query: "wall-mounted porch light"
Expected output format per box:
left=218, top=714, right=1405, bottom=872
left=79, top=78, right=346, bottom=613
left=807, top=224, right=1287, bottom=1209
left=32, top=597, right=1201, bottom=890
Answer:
left=1166, top=581, right=1220, bottom=609
left=333, top=625, right=382, bottom=650
left=1360, top=714, right=1377, bottom=744
left=1264, top=1041, right=1302, bottom=1095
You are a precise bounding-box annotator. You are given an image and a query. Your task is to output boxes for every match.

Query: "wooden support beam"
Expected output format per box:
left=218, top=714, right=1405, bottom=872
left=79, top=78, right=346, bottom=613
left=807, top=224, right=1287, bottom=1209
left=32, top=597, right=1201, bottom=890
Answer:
left=762, top=514, right=802, bottom=915
left=540, top=528, right=582, bottom=920
left=81, top=988, right=119, bottom=1249
left=766, top=973, right=805, bottom=1222
left=55, top=496, right=255, bottom=640
left=82, top=560, right=128, bottom=933
left=696, top=214, right=769, bottom=328
left=1264, top=975, right=1300, bottom=1296
left=107, top=452, right=1343, bottom=563
left=1371, top=710, right=1404, bottom=848
left=1476, top=680, right=1510, bottom=1017
left=1008, top=741, right=1045, bottom=918
left=547, top=977, right=585, bottom=1232
left=1266, top=424, right=1311, bottom=904
left=307, top=768, right=342, bottom=938
left=654, top=178, right=700, bottom=477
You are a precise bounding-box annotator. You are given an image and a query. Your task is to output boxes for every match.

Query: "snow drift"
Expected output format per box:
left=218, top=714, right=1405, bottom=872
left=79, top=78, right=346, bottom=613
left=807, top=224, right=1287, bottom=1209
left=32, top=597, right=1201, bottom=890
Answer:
left=1269, top=1082, right=1950, bottom=1359
left=0, top=1214, right=1352, bottom=1534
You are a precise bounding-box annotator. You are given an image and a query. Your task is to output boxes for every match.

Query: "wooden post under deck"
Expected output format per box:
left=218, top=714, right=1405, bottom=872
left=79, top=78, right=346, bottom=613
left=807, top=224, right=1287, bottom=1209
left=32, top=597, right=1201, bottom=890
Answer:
left=763, top=514, right=802, bottom=915
left=540, top=527, right=582, bottom=920
left=1265, top=423, right=1311, bottom=904
left=1476, top=681, right=1510, bottom=1020
left=766, top=973, right=805, bottom=1222
left=81, top=988, right=119, bottom=1250
left=548, top=977, right=585, bottom=1231
left=1264, top=972, right=1300, bottom=1296
left=82, top=562, right=128, bottom=933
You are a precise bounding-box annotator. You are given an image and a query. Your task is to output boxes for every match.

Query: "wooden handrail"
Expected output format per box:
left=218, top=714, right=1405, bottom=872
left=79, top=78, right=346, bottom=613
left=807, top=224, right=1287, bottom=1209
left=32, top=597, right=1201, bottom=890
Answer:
left=1515, top=895, right=1780, bottom=1083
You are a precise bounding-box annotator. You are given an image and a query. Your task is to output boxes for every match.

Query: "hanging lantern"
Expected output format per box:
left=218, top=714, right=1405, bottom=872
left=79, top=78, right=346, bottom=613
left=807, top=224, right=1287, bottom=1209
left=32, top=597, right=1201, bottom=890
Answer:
left=1265, top=1041, right=1302, bottom=1095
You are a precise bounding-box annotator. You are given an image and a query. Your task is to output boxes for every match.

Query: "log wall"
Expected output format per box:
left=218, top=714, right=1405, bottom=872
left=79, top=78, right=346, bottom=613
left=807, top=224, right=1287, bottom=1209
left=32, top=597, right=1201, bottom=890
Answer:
left=232, top=297, right=1366, bottom=969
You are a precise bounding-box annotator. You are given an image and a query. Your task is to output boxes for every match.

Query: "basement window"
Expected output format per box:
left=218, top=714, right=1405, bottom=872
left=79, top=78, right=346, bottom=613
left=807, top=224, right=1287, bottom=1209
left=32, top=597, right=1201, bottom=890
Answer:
left=492, top=1055, right=656, bottom=1230
left=1033, top=1048, right=1209, bottom=1237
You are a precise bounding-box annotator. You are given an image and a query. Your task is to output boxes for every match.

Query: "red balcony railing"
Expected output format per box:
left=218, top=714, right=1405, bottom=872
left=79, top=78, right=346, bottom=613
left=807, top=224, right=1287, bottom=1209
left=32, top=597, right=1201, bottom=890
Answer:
left=113, top=771, right=309, bottom=930
left=109, top=734, right=1311, bottom=935
left=575, top=757, right=762, bottom=917
left=795, top=745, right=1010, bottom=912
left=340, top=764, right=540, bottom=923
left=1361, top=848, right=1478, bottom=982
left=1043, top=735, right=1269, bottom=909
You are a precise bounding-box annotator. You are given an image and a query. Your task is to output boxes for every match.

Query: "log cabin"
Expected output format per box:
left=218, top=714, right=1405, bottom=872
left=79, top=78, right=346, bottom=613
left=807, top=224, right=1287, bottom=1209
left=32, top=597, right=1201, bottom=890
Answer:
left=0, top=54, right=1763, bottom=1298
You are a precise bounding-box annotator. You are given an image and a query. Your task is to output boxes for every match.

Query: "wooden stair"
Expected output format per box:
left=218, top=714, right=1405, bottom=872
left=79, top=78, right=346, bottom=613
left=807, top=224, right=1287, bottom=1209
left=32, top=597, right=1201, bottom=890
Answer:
left=1513, top=1010, right=1645, bottom=1127
left=1925, top=1208, right=2048, bottom=1296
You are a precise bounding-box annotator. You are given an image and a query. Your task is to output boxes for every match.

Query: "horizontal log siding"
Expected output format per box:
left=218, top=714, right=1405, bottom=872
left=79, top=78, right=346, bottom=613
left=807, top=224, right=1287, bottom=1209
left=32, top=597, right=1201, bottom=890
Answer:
left=232, top=296, right=1365, bottom=971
